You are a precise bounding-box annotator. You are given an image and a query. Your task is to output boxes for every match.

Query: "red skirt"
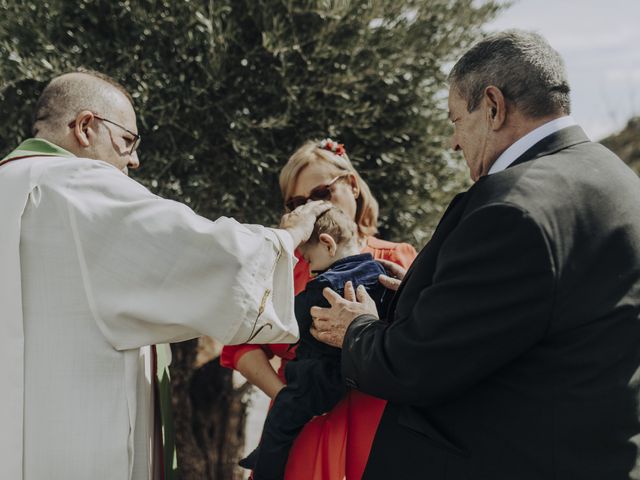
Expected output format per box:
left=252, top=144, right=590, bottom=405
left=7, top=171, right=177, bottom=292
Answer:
left=285, top=390, right=386, bottom=479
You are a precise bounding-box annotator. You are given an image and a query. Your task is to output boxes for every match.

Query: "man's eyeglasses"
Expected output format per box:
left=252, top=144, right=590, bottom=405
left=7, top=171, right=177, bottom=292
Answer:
left=68, top=113, right=141, bottom=154
left=285, top=173, right=351, bottom=211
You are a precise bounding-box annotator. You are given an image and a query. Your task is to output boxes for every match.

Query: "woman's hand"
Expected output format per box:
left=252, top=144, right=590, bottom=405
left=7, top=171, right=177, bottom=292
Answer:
left=377, top=259, right=407, bottom=291
left=280, top=200, right=332, bottom=248
left=310, top=281, right=378, bottom=348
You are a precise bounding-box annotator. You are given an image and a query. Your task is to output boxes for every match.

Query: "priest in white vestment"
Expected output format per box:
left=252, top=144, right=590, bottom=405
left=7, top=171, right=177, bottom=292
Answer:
left=0, top=70, right=328, bottom=480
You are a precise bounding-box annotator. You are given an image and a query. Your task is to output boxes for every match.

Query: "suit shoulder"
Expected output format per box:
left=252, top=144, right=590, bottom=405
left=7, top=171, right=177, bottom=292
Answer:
left=469, top=142, right=610, bottom=209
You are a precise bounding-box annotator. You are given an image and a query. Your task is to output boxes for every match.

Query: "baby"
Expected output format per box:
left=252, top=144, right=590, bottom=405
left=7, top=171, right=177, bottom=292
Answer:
left=240, top=207, right=390, bottom=480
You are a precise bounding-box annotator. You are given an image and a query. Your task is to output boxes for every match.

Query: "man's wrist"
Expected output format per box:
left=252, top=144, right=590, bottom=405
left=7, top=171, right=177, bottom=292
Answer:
left=341, top=314, right=379, bottom=390
left=283, top=227, right=303, bottom=248
left=351, top=313, right=380, bottom=327
left=344, top=313, right=379, bottom=346
left=273, top=228, right=295, bottom=255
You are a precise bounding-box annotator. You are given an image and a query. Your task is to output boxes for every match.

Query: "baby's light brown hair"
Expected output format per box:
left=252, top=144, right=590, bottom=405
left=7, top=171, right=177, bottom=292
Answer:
left=305, top=207, right=357, bottom=247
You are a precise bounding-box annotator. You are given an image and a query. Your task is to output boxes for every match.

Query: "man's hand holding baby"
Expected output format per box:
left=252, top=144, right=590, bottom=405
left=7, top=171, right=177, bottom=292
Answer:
left=310, top=281, right=378, bottom=348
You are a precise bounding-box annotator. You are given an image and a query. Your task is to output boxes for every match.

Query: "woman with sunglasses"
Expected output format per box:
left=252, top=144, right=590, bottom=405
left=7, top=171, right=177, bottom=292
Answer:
left=221, top=139, right=416, bottom=480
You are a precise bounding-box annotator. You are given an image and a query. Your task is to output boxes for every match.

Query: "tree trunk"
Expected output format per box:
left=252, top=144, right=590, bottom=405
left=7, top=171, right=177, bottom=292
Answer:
left=171, top=337, right=253, bottom=479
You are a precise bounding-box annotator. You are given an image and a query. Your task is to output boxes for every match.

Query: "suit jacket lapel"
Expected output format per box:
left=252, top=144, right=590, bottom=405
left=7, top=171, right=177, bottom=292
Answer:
left=402, top=191, right=467, bottom=284
left=388, top=188, right=476, bottom=319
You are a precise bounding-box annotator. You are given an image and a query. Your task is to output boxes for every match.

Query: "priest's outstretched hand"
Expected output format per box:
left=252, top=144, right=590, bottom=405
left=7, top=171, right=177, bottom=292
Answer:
left=280, top=200, right=332, bottom=247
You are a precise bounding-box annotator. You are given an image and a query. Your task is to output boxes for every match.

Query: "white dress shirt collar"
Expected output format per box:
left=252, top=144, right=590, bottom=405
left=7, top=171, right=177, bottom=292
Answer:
left=488, top=116, right=578, bottom=175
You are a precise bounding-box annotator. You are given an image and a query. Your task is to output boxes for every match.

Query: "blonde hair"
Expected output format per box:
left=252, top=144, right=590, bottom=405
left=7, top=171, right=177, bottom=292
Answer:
left=279, top=140, right=379, bottom=238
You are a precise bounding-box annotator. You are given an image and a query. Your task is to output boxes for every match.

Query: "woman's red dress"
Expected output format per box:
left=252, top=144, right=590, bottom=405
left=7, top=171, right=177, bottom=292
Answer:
left=221, top=237, right=416, bottom=479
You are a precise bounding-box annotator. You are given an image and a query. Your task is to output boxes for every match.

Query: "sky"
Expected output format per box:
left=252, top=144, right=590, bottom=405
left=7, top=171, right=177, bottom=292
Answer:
left=484, top=0, right=640, bottom=140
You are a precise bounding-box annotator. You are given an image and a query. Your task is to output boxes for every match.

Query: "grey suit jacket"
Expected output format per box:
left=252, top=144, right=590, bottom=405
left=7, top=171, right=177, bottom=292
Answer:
left=343, top=126, right=640, bottom=479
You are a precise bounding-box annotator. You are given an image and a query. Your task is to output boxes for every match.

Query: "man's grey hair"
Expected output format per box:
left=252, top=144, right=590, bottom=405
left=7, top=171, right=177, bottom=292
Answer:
left=448, top=30, right=571, bottom=118
left=32, top=69, right=133, bottom=136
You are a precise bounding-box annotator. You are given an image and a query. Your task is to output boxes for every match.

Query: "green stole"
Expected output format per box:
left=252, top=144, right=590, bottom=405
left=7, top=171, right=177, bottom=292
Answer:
left=155, top=345, right=177, bottom=479
left=1, top=138, right=76, bottom=163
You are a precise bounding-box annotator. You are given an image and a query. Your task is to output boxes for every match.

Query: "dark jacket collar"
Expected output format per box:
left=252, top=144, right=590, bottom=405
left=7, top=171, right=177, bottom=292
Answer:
left=508, top=125, right=590, bottom=170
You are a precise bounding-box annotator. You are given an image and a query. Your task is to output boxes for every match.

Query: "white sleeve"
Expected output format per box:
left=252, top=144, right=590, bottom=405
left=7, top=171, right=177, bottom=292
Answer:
left=63, top=160, right=299, bottom=350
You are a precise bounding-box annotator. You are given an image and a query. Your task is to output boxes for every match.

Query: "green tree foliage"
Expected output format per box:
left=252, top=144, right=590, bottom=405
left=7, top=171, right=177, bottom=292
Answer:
left=1, top=1, right=502, bottom=476
left=1, top=0, right=500, bottom=244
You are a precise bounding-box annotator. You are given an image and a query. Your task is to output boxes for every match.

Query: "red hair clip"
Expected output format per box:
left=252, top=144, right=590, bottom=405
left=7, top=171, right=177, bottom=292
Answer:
left=318, top=138, right=346, bottom=156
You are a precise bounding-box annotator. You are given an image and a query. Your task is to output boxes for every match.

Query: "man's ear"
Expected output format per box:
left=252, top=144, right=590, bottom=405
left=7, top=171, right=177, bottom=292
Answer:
left=72, top=110, right=96, bottom=148
left=483, top=85, right=507, bottom=130
left=318, top=233, right=338, bottom=256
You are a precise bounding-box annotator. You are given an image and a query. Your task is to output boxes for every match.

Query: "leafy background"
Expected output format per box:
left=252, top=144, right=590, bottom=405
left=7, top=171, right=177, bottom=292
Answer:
left=1, top=1, right=512, bottom=478
left=3, top=1, right=639, bottom=477
left=0, top=0, right=502, bottom=245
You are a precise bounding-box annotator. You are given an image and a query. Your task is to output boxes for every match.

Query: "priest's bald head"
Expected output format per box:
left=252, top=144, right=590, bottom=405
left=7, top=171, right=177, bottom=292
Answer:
left=33, top=70, right=140, bottom=175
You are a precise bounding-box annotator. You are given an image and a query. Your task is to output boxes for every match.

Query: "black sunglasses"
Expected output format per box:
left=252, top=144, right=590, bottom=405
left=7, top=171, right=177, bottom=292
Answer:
left=285, top=173, right=350, bottom=211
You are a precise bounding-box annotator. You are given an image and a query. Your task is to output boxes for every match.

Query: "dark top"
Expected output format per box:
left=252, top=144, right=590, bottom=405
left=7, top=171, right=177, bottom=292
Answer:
left=342, top=126, right=640, bottom=480
left=295, top=253, right=387, bottom=357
